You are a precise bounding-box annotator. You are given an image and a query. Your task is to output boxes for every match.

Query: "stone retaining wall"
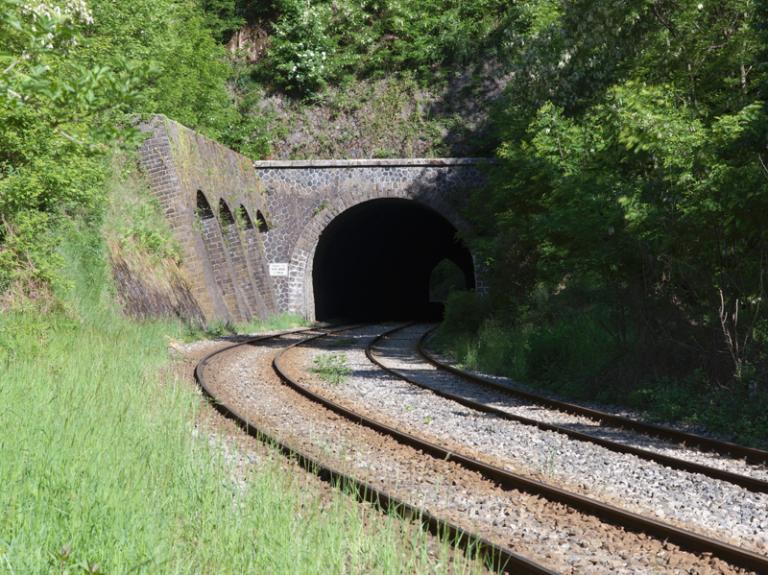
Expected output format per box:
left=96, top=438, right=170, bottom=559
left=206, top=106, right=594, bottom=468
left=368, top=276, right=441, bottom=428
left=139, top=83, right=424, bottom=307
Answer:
left=138, top=115, right=276, bottom=324
left=138, top=116, right=488, bottom=323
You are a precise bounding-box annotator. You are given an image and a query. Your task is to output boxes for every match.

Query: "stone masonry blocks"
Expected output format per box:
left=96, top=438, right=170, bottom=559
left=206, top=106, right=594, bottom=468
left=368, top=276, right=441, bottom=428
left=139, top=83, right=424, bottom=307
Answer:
left=139, top=116, right=488, bottom=323
left=255, top=159, right=489, bottom=320
left=138, top=115, right=278, bottom=324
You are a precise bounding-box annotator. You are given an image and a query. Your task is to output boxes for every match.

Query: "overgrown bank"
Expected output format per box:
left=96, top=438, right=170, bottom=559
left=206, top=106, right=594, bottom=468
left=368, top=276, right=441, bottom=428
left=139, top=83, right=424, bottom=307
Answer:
left=434, top=297, right=768, bottom=448
left=0, top=225, right=487, bottom=574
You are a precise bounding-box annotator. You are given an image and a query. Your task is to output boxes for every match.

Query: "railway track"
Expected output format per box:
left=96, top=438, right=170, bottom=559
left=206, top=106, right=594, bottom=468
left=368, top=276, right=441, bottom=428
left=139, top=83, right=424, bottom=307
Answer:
left=367, top=323, right=768, bottom=494
left=416, top=324, right=768, bottom=468
left=196, top=326, right=550, bottom=574
left=194, top=324, right=768, bottom=574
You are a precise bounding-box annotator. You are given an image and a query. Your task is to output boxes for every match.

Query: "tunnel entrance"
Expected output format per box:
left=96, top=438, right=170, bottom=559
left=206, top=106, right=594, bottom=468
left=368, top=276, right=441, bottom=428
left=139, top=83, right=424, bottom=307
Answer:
left=312, top=199, right=475, bottom=321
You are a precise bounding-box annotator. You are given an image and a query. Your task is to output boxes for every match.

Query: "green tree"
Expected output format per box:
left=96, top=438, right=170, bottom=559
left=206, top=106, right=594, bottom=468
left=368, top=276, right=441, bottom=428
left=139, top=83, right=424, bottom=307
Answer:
left=0, top=0, right=239, bottom=295
left=467, top=0, right=768, bottom=391
left=0, top=0, right=140, bottom=292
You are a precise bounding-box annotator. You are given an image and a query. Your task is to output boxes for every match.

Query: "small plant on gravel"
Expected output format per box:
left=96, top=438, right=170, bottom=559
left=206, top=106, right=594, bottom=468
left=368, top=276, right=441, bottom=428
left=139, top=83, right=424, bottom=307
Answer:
left=311, top=353, right=351, bottom=385
left=542, top=445, right=558, bottom=478
left=423, top=415, right=434, bottom=425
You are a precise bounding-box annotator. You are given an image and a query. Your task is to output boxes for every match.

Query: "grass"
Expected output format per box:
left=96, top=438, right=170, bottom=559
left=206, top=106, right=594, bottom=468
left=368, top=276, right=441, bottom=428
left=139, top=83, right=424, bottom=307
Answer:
left=0, top=229, right=487, bottom=574
left=311, top=353, right=352, bottom=386
left=187, top=312, right=309, bottom=340
left=435, top=315, right=768, bottom=449
left=326, top=337, right=355, bottom=349
left=238, top=312, right=309, bottom=333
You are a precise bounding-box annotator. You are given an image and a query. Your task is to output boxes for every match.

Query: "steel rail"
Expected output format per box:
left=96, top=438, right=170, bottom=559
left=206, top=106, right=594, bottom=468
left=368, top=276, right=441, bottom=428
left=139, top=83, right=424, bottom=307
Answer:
left=269, top=324, right=768, bottom=573
left=416, top=325, right=768, bottom=466
left=367, top=324, right=768, bottom=493
left=194, top=326, right=555, bottom=575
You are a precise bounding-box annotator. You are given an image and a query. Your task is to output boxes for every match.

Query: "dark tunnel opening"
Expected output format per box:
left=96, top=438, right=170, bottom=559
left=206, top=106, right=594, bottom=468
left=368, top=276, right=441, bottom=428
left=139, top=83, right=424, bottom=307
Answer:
left=312, top=199, right=475, bottom=322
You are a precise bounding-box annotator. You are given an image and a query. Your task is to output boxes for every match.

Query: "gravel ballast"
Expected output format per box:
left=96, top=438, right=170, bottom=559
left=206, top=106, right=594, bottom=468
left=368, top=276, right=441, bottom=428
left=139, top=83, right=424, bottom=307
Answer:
left=299, top=324, right=768, bottom=556
left=201, top=330, right=750, bottom=574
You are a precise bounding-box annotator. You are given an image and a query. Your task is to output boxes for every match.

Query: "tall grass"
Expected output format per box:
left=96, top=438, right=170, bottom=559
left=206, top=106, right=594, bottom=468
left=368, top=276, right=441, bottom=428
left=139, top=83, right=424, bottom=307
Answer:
left=436, top=294, right=768, bottom=447
left=436, top=291, right=618, bottom=391
left=0, top=228, right=484, bottom=574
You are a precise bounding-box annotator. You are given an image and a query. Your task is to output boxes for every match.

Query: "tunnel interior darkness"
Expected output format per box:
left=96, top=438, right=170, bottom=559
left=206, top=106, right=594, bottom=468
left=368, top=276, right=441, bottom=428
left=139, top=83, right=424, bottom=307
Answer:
left=312, top=199, right=475, bottom=321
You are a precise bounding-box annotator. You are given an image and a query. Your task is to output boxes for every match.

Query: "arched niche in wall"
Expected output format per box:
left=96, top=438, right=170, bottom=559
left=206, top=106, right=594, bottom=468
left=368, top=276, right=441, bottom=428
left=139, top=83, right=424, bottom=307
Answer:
left=218, top=198, right=236, bottom=226
left=237, top=205, right=255, bottom=230
left=196, top=190, right=215, bottom=220
left=255, top=210, right=270, bottom=233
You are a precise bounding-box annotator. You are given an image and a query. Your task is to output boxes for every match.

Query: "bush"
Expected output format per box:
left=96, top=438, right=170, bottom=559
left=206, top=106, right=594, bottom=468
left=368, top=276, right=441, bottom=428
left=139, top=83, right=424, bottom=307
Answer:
left=265, top=0, right=335, bottom=97
left=247, top=0, right=516, bottom=98
left=439, top=290, right=489, bottom=337
left=628, top=378, right=768, bottom=448
left=473, top=319, right=529, bottom=379
left=524, top=309, right=618, bottom=389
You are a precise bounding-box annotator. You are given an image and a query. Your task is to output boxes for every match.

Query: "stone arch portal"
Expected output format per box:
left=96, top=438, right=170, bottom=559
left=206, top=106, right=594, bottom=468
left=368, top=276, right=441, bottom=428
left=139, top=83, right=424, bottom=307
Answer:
left=254, top=159, right=488, bottom=322
left=305, top=199, right=475, bottom=322
left=138, top=117, right=488, bottom=324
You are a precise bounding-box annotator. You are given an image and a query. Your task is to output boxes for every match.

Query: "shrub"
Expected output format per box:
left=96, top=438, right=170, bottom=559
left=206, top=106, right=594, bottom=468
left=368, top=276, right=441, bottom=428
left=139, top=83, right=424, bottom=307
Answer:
left=265, top=0, right=335, bottom=97
left=474, top=319, right=529, bottom=380
left=524, top=309, right=617, bottom=389
left=440, top=290, right=489, bottom=337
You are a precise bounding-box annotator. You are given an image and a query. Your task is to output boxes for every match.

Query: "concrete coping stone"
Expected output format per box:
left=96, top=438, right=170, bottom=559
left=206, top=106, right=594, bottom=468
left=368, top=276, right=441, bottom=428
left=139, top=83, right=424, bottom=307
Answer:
left=252, top=158, right=495, bottom=169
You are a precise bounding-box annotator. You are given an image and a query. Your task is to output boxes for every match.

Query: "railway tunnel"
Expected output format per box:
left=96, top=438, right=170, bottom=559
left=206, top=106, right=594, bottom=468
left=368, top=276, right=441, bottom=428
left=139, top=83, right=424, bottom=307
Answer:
left=312, top=198, right=475, bottom=322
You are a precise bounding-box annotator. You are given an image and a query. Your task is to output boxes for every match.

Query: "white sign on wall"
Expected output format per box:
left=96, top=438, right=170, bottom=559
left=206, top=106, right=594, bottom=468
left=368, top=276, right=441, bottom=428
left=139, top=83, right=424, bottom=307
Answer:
left=269, top=263, right=289, bottom=277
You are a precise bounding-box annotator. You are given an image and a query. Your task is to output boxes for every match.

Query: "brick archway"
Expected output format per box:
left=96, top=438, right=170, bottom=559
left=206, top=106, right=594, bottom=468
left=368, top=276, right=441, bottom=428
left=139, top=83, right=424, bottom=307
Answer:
left=286, top=192, right=476, bottom=320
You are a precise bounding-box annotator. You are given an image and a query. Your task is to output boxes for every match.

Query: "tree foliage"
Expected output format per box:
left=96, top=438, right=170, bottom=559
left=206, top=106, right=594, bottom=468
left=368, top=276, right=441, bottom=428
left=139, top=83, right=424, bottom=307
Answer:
left=466, top=0, right=768, bottom=394
left=0, top=0, right=237, bottom=294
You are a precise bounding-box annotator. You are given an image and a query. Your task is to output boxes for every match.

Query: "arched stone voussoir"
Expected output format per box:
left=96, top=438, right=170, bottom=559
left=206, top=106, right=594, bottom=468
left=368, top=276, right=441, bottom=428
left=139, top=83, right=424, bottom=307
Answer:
left=285, top=194, right=477, bottom=320
left=255, top=158, right=491, bottom=318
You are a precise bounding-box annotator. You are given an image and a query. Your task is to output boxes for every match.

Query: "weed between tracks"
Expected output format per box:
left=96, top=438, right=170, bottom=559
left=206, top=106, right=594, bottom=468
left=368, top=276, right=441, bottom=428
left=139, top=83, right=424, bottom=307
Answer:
left=311, top=352, right=352, bottom=386
left=0, top=231, right=488, bottom=574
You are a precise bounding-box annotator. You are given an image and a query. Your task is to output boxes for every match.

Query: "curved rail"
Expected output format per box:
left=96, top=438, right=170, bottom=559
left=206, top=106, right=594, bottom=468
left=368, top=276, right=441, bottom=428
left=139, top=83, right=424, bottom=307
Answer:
left=416, top=326, right=768, bottom=466
left=344, top=325, right=768, bottom=574
left=194, top=327, right=554, bottom=575
left=368, top=324, right=768, bottom=493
